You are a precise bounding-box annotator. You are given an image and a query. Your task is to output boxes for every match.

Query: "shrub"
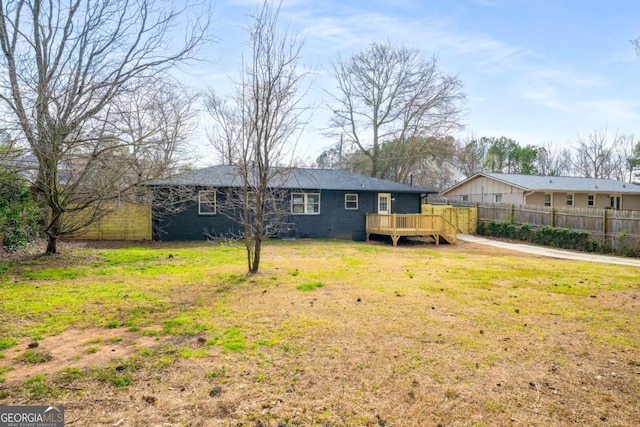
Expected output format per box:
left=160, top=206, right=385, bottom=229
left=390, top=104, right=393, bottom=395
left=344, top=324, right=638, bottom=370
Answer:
left=532, top=226, right=589, bottom=250
left=0, top=169, right=41, bottom=252
left=476, top=221, right=487, bottom=235
left=518, top=223, right=532, bottom=241
left=479, top=221, right=593, bottom=252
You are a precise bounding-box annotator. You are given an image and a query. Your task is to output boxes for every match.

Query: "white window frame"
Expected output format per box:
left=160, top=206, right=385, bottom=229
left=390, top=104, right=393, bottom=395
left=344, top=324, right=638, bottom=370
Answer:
left=494, top=194, right=503, bottom=203
left=461, top=195, right=469, bottom=202
left=566, top=194, right=574, bottom=206
left=587, top=194, right=595, bottom=207
left=610, top=195, right=621, bottom=210
left=291, top=192, right=320, bottom=215
left=544, top=194, right=551, bottom=207
left=345, top=193, right=358, bottom=210
left=198, top=190, right=217, bottom=215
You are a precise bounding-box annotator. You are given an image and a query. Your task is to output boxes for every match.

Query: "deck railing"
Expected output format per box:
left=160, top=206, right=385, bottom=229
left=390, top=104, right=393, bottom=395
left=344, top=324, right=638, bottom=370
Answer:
left=366, top=213, right=458, bottom=245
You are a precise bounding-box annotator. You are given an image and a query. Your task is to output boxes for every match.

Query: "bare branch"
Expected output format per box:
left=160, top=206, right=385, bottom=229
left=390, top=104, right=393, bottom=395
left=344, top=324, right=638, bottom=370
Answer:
left=204, top=0, right=307, bottom=273
left=0, top=0, right=211, bottom=253
left=328, top=42, right=465, bottom=178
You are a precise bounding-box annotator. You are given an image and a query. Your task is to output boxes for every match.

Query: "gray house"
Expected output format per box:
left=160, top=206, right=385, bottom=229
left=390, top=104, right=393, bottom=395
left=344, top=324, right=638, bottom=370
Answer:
left=440, top=172, right=640, bottom=210
left=148, top=165, right=434, bottom=241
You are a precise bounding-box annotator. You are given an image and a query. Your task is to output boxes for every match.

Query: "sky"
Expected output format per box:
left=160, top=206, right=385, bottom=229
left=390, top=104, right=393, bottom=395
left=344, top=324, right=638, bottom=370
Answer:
left=186, top=0, right=640, bottom=166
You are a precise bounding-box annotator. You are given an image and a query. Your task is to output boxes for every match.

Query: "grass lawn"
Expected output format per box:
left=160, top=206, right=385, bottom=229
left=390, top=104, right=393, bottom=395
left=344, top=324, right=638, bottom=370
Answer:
left=0, top=239, right=638, bottom=426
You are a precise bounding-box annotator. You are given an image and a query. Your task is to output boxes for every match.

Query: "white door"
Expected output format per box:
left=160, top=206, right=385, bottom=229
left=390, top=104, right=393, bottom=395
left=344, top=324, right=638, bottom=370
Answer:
left=378, top=193, right=391, bottom=214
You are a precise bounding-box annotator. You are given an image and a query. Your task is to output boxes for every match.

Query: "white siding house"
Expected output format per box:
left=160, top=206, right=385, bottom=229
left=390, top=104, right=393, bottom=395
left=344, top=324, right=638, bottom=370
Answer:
left=440, top=173, right=640, bottom=210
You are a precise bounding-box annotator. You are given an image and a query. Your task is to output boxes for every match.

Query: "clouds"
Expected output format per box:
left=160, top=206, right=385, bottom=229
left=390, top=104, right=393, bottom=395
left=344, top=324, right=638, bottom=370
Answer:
left=194, top=0, right=640, bottom=164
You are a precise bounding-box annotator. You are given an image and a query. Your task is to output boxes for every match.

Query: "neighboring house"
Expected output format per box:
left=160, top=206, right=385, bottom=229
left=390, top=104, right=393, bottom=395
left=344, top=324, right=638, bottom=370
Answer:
left=440, top=172, right=640, bottom=210
left=146, top=165, right=434, bottom=241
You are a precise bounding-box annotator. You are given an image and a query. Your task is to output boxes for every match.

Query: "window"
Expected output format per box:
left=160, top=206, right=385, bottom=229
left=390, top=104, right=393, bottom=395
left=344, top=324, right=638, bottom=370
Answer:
left=544, top=194, right=551, bottom=207
left=587, top=195, right=595, bottom=207
left=345, top=194, right=358, bottom=210
left=494, top=194, right=503, bottom=203
left=566, top=194, right=574, bottom=206
left=461, top=195, right=469, bottom=202
left=291, top=192, right=320, bottom=214
left=610, top=196, right=621, bottom=210
left=198, top=190, right=216, bottom=215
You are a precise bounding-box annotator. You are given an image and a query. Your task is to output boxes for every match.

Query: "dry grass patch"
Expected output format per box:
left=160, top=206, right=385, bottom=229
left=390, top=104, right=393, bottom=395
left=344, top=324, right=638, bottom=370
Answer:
left=0, top=239, right=638, bottom=426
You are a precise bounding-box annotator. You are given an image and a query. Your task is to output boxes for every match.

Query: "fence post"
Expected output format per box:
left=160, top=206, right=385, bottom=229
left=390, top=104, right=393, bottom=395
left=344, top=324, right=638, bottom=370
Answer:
left=551, top=207, right=555, bottom=228
left=602, top=208, right=607, bottom=245
left=509, top=204, right=514, bottom=223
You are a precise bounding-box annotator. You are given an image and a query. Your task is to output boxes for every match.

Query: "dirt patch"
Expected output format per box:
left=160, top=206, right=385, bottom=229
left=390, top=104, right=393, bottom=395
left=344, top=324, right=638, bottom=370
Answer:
left=0, top=328, right=162, bottom=384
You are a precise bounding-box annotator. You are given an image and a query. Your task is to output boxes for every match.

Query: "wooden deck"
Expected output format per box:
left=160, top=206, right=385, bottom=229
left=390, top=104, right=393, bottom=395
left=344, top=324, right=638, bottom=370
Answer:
left=366, top=213, right=458, bottom=246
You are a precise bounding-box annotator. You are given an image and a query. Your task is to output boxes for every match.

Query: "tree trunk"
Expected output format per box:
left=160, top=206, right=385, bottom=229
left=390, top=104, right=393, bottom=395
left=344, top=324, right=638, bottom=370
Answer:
left=46, top=234, right=58, bottom=255
left=45, top=207, right=62, bottom=255
left=250, top=239, right=261, bottom=274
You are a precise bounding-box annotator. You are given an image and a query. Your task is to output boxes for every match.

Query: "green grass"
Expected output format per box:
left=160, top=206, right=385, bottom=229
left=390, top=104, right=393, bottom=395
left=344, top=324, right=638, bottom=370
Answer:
left=0, top=338, right=17, bottom=350
left=17, top=350, right=53, bottom=364
left=205, top=367, right=227, bottom=379
left=0, top=240, right=638, bottom=426
left=296, top=281, right=323, bottom=292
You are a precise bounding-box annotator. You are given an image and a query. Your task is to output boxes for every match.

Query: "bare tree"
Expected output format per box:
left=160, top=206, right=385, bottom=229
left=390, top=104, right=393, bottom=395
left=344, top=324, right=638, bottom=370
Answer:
left=572, top=129, right=621, bottom=179
left=205, top=0, right=307, bottom=274
left=0, top=128, right=20, bottom=164
left=611, top=133, right=638, bottom=182
left=111, top=78, right=199, bottom=184
left=328, top=42, right=465, bottom=178
left=204, top=90, right=243, bottom=166
left=534, top=142, right=572, bottom=177
left=454, top=135, right=489, bottom=177
left=0, top=0, right=209, bottom=253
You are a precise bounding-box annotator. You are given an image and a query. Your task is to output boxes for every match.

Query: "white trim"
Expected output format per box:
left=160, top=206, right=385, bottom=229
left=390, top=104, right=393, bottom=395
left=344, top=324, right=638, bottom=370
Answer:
left=291, top=192, right=321, bottom=215
left=566, top=193, right=574, bottom=206
left=345, top=193, right=358, bottom=210
left=377, top=193, right=391, bottom=214
left=198, top=190, right=217, bottom=215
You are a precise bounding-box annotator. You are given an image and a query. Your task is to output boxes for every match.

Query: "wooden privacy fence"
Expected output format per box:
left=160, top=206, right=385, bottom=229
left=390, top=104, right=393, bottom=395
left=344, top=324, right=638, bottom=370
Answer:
left=66, top=203, right=152, bottom=241
left=475, top=202, right=640, bottom=249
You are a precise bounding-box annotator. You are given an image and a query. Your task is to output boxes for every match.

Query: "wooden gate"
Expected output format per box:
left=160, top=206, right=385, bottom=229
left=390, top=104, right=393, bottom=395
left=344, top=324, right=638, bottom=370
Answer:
left=421, top=204, right=477, bottom=234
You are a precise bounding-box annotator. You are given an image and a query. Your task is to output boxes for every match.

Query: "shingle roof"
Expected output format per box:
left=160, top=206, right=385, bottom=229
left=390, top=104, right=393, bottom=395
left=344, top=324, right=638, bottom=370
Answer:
left=458, top=173, right=640, bottom=193
left=147, top=165, right=434, bottom=193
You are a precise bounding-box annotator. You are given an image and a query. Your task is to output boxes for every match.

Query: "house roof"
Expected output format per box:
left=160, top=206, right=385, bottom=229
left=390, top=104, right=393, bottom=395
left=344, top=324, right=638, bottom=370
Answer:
left=442, top=172, right=640, bottom=194
left=147, top=165, right=434, bottom=194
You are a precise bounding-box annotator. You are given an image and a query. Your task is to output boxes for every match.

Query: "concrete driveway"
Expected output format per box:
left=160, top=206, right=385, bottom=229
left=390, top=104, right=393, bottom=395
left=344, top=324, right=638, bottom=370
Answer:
left=457, top=234, right=640, bottom=267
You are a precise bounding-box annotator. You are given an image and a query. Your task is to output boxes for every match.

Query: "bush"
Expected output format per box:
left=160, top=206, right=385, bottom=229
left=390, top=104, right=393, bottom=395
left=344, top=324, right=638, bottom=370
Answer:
left=532, top=226, right=590, bottom=251
left=478, top=221, right=594, bottom=251
left=517, top=223, right=532, bottom=241
left=0, top=170, right=41, bottom=252
left=476, top=221, right=487, bottom=235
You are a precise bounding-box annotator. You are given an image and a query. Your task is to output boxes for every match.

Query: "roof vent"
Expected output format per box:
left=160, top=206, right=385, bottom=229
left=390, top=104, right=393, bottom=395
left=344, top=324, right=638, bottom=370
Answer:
left=595, top=185, right=598, bottom=189
left=623, top=184, right=626, bottom=188
left=549, top=179, right=553, bottom=183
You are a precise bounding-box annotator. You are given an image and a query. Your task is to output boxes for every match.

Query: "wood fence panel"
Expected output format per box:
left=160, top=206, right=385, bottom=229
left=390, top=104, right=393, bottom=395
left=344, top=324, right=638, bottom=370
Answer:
left=422, top=205, right=477, bottom=233
left=67, top=204, right=152, bottom=241
left=472, top=202, right=640, bottom=251
left=554, top=207, right=602, bottom=232
left=511, top=205, right=552, bottom=227
left=608, top=210, right=640, bottom=236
